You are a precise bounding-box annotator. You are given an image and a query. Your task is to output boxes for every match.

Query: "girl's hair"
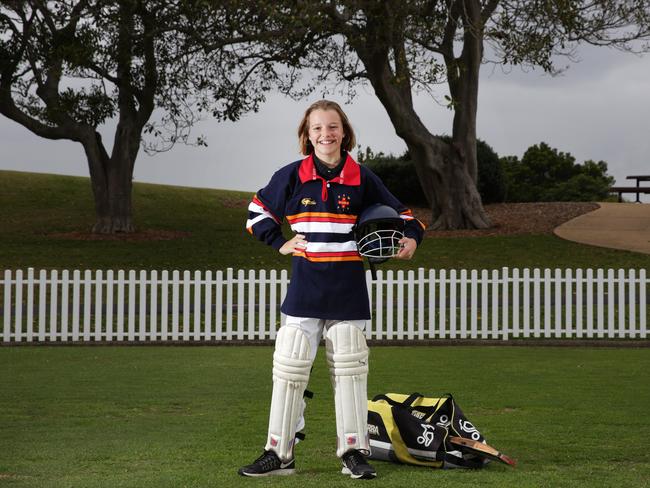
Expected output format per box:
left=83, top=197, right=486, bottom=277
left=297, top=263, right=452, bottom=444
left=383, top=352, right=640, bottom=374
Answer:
left=297, top=100, right=356, bottom=156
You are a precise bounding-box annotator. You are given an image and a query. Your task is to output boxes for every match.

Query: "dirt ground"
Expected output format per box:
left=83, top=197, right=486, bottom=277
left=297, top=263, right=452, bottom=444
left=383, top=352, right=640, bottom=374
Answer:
left=413, top=202, right=599, bottom=238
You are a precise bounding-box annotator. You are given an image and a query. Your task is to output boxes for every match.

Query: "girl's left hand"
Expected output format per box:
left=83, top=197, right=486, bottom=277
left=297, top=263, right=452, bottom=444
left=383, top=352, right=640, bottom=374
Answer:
left=396, top=237, right=417, bottom=260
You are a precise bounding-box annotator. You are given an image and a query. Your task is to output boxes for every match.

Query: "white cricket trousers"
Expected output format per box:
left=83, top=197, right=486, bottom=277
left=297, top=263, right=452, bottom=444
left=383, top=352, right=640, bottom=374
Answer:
left=284, top=315, right=367, bottom=363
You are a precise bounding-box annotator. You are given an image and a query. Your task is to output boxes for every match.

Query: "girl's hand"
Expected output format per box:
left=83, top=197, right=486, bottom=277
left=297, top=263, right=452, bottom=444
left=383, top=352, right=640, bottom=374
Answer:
left=279, top=234, right=308, bottom=255
left=395, top=237, right=417, bottom=260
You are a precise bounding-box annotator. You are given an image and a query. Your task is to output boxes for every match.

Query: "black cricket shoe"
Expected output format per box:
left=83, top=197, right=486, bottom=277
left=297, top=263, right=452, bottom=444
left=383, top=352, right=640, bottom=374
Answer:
left=238, top=450, right=295, bottom=477
left=341, top=449, right=377, bottom=479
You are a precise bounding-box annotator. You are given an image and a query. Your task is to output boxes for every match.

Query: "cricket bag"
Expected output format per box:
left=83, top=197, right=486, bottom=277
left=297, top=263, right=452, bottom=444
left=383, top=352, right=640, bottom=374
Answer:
left=367, top=392, right=514, bottom=469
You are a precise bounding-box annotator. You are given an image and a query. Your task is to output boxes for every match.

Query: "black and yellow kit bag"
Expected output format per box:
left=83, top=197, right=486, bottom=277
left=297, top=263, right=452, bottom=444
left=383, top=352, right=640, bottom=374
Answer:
left=367, top=392, right=488, bottom=469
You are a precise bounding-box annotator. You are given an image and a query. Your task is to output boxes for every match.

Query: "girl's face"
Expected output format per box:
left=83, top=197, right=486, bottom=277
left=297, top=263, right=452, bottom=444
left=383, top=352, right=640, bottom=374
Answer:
left=307, top=109, right=346, bottom=165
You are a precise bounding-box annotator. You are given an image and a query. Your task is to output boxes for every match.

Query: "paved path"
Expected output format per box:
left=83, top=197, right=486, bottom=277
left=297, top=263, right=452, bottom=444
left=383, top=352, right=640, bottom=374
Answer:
left=554, top=202, right=650, bottom=255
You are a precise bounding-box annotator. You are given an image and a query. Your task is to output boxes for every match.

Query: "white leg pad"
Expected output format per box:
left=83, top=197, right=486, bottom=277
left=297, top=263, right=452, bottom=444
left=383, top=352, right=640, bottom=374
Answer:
left=265, top=326, right=312, bottom=462
left=325, top=322, right=371, bottom=457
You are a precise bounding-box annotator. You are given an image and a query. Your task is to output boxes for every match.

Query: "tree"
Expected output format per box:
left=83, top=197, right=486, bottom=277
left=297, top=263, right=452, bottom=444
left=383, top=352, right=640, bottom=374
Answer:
left=0, top=1, right=304, bottom=233
left=279, top=0, right=650, bottom=229
left=502, top=142, right=614, bottom=202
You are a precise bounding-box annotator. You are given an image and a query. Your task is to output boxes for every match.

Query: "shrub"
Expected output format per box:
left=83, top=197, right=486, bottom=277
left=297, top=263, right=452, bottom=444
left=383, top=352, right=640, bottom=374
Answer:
left=501, top=143, right=614, bottom=202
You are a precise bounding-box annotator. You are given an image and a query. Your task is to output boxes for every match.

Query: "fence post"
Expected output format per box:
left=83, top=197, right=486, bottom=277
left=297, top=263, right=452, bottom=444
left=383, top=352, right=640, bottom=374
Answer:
left=150, top=270, right=158, bottom=341
left=3, top=270, right=11, bottom=342
left=522, top=268, right=530, bottom=338
left=72, top=270, right=81, bottom=342
left=386, top=269, right=394, bottom=340
left=575, top=269, right=583, bottom=338
left=375, top=269, right=384, bottom=340
left=248, top=269, right=255, bottom=340
left=586, top=268, right=594, bottom=338
left=407, top=269, right=415, bottom=340
left=439, top=269, right=446, bottom=339
left=26, top=268, right=34, bottom=342
left=554, top=268, right=562, bottom=338
left=501, top=267, right=509, bottom=341
left=491, top=269, right=499, bottom=340
left=543, top=268, right=552, bottom=338
left=512, top=268, right=520, bottom=339
left=617, top=268, right=626, bottom=338
left=565, top=268, right=573, bottom=338
left=397, top=269, right=404, bottom=340
left=226, top=268, right=233, bottom=340
left=628, top=269, right=636, bottom=339
left=480, top=269, right=489, bottom=339
left=640, top=269, right=647, bottom=338
left=449, top=269, right=457, bottom=339
left=139, top=269, right=147, bottom=341
left=470, top=269, right=478, bottom=339
left=533, top=268, right=541, bottom=338
left=128, top=270, right=136, bottom=341
left=194, top=270, right=202, bottom=341
left=596, top=269, right=605, bottom=338
left=258, top=269, right=266, bottom=340
left=417, top=268, right=425, bottom=340
left=237, top=269, right=245, bottom=340
left=116, top=270, right=125, bottom=341
left=15, top=270, right=23, bottom=343
left=161, top=270, right=169, bottom=341
left=95, top=270, right=103, bottom=342
left=83, top=270, right=92, bottom=342
left=428, top=269, right=435, bottom=339
left=215, top=270, right=223, bottom=340
left=106, top=270, right=114, bottom=342
left=204, top=270, right=212, bottom=341
left=183, top=270, right=191, bottom=341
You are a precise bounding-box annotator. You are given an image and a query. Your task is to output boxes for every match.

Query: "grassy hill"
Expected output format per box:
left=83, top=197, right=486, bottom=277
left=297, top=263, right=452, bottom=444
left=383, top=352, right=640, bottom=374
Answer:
left=1, top=169, right=649, bottom=271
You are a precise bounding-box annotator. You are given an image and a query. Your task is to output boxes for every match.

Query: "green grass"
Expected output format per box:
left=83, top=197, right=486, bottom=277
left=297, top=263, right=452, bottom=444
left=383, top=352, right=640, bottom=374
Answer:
left=0, top=346, right=648, bottom=487
left=2, top=169, right=650, bottom=272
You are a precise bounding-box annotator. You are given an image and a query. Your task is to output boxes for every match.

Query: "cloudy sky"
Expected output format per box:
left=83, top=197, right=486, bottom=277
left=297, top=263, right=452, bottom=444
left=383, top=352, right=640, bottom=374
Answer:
left=1, top=44, right=648, bottom=201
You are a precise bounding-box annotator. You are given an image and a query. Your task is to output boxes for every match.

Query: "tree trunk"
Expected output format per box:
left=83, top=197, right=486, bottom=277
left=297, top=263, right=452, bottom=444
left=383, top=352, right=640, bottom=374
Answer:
left=407, top=138, right=490, bottom=229
left=83, top=131, right=135, bottom=234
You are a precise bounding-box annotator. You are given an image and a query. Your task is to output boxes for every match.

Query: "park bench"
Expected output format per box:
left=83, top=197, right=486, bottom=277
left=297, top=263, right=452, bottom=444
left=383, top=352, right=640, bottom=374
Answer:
left=609, top=175, right=650, bottom=202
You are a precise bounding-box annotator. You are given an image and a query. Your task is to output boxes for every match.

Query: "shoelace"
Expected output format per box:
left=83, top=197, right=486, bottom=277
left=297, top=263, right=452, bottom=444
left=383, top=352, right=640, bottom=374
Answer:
left=345, top=451, right=365, bottom=468
left=255, top=452, right=279, bottom=469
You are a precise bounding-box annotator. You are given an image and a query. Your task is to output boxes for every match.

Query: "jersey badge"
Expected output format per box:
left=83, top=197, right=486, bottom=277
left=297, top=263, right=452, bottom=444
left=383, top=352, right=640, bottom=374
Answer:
left=301, top=197, right=317, bottom=206
left=337, top=194, right=351, bottom=212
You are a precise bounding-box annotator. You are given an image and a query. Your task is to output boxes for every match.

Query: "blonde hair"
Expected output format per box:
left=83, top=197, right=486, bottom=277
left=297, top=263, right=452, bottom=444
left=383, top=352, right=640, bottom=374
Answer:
left=297, top=100, right=356, bottom=156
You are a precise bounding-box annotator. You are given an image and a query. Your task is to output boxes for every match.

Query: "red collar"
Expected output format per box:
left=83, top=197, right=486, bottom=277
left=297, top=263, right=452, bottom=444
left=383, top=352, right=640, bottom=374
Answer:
left=298, top=153, right=361, bottom=186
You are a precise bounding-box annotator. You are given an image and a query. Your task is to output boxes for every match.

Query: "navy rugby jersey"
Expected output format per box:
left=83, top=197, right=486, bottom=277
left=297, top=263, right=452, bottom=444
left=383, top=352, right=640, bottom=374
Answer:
left=246, top=153, right=425, bottom=320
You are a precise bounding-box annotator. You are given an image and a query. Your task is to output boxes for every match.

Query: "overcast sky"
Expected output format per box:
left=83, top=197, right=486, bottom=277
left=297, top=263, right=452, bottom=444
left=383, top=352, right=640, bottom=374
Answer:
left=0, top=44, right=648, bottom=201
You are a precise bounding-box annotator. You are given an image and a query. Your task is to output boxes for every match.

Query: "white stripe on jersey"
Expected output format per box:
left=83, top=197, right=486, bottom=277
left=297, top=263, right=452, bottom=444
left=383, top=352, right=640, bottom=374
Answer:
left=247, top=201, right=279, bottom=229
left=290, top=221, right=355, bottom=234
left=305, top=241, right=358, bottom=253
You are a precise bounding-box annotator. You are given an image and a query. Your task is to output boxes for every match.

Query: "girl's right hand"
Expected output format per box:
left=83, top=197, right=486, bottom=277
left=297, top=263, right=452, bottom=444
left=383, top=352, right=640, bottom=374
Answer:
left=279, top=234, right=308, bottom=255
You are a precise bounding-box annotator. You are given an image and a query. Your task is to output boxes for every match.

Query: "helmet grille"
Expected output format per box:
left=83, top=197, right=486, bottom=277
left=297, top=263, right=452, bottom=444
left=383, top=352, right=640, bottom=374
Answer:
left=356, top=228, right=403, bottom=263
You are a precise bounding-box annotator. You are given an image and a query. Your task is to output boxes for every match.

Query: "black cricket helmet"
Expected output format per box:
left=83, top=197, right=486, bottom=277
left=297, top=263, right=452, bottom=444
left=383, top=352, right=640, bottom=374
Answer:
left=354, top=204, right=405, bottom=264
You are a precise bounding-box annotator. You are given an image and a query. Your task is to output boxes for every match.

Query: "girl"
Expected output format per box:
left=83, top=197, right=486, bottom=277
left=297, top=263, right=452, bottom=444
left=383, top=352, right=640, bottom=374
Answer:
left=240, top=100, right=424, bottom=479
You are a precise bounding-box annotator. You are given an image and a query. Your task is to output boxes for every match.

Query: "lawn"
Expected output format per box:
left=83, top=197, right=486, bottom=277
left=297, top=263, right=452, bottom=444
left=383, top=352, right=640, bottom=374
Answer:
left=1, top=171, right=649, bottom=487
left=2, top=170, right=650, bottom=272
left=1, top=346, right=649, bottom=487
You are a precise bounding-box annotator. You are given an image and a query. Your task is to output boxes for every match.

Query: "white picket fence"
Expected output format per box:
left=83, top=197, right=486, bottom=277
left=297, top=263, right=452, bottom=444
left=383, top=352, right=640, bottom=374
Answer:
left=1, top=268, right=648, bottom=343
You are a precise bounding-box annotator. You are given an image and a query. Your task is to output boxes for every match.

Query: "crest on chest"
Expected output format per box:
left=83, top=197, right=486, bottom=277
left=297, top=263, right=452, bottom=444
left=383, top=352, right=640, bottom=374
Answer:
left=337, top=193, right=351, bottom=212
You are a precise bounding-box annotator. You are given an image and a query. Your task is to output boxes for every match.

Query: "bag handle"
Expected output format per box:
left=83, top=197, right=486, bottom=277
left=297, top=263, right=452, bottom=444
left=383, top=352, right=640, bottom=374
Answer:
left=371, top=392, right=424, bottom=407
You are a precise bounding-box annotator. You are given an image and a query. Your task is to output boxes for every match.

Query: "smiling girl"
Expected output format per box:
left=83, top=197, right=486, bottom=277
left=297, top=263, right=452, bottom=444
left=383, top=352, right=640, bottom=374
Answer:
left=240, top=100, right=425, bottom=479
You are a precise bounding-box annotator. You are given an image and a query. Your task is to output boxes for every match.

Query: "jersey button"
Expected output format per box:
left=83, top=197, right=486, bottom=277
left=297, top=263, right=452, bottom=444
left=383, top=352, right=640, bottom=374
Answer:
left=326, top=183, right=330, bottom=188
